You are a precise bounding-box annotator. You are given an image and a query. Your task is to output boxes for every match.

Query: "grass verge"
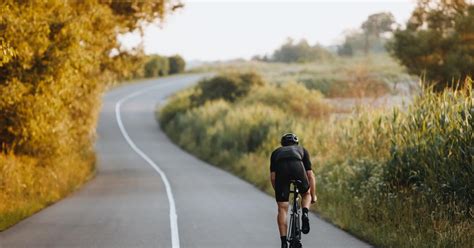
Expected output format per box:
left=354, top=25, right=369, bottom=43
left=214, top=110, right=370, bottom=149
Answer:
left=157, top=73, right=473, bottom=248
left=0, top=152, right=95, bottom=231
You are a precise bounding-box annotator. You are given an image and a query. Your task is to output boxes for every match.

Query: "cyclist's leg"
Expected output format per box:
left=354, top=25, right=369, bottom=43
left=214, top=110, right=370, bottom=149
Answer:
left=277, top=201, right=289, bottom=236
left=290, top=161, right=312, bottom=234
left=301, top=191, right=311, bottom=209
left=289, top=161, right=311, bottom=208
left=275, top=168, right=290, bottom=244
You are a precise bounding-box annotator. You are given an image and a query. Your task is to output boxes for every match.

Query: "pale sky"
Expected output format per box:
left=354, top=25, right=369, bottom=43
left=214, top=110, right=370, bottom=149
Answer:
left=120, top=0, right=417, bottom=61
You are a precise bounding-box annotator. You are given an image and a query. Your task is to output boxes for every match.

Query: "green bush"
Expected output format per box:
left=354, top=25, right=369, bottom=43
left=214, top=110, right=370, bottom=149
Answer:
left=144, top=55, right=170, bottom=78
left=158, top=88, right=197, bottom=127
left=168, top=55, right=186, bottom=74
left=193, top=72, right=266, bottom=104
left=159, top=72, right=473, bottom=247
left=315, top=83, right=473, bottom=247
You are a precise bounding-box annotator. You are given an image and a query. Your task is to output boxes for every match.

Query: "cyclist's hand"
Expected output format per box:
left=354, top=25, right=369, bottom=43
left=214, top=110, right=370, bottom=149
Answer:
left=311, top=195, right=317, bottom=204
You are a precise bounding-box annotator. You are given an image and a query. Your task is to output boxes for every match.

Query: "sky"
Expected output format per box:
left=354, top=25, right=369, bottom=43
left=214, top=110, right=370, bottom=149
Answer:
left=120, top=0, right=417, bottom=61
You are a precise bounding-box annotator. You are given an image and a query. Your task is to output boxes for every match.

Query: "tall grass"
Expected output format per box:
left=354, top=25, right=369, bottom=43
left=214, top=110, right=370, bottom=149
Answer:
left=0, top=153, right=95, bottom=230
left=158, top=73, right=473, bottom=247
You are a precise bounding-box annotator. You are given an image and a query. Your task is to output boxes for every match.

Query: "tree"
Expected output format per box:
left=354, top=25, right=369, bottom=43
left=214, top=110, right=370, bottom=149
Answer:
left=337, top=40, right=354, bottom=57
left=168, top=55, right=186, bottom=74
left=144, top=55, right=170, bottom=77
left=388, top=0, right=474, bottom=90
left=272, top=38, right=333, bottom=63
left=361, top=12, right=395, bottom=55
left=0, top=1, right=180, bottom=155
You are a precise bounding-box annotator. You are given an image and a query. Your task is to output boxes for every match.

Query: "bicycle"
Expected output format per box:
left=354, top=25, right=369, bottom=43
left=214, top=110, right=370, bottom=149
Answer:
left=287, top=180, right=303, bottom=248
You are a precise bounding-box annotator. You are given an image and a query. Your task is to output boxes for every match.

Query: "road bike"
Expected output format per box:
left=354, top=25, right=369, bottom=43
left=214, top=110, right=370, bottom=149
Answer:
left=287, top=180, right=303, bottom=248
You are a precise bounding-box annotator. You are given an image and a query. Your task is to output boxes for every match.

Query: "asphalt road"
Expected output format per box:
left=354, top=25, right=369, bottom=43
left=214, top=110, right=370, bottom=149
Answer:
left=0, top=75, right=371, bottom=248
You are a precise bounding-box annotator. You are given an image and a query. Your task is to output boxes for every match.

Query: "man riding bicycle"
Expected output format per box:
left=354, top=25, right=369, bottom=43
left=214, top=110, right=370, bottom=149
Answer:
left=270, top=133, right=317, bottom=248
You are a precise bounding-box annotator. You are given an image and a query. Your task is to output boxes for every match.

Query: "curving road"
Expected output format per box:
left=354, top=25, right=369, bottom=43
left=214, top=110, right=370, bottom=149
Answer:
left=0, top=75, right=371, bottom=248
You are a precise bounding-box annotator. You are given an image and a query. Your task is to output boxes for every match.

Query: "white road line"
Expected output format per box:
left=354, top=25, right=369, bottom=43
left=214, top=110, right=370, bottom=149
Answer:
left=115, top=84, right=180, bottom=248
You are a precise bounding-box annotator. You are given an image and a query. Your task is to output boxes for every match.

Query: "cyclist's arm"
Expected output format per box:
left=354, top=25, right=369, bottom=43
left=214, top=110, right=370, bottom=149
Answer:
left=270, top=172, right=276, bottom=190
left=302, top=148, right=317, bottom=202
left=306, top=170, right=317, bottom=203
left=270, top=151, right=276, bottom=190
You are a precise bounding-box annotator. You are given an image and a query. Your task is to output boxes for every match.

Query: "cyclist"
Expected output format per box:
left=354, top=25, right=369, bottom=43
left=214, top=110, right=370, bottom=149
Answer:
left=270, top=133, right=317, bottom=248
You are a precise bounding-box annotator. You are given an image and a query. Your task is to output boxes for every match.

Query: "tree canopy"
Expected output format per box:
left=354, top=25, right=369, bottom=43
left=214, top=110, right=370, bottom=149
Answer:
left=0, top=0, right=180, bottom=155
left=388, top=0, right=474, bottom=90
left=272, top=38, right=333, bottom=63
left=338, top=12, right=395, bottom=56
left=361, top=12, right=395, bottom=37
left=168, top=55, right=186, bottom=74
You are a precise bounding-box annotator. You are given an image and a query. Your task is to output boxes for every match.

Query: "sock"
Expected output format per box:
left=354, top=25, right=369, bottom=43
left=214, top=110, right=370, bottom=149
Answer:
left=280, top=236, right=287, bottom=244
left=302, top=207, right=309, bottom=215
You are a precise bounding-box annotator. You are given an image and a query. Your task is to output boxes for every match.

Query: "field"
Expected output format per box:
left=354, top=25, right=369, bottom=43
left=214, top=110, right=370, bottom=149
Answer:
left=192, top=54, right=417, bottom=98
left=158, top=61, right=473, bottom=247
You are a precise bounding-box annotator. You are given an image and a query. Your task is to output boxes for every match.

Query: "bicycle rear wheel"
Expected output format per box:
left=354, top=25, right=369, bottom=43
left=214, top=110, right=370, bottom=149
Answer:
left=290, top=239, right=302, bottom=248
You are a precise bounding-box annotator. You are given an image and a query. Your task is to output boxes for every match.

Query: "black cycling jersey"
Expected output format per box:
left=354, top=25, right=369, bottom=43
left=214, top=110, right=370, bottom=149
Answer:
left=270, top=145, right=312, bottom=172
left=270, top=145, right=312, bottom=202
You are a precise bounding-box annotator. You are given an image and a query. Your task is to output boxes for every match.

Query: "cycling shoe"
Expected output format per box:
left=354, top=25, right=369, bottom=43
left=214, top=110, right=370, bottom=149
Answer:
left=302, top=213, right=310, bottom=234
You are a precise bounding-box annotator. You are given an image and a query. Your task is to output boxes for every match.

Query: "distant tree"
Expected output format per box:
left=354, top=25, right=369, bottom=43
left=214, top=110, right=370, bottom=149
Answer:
left=168, top=55, right=186, bottom=74
left=251, top=54, right=270, bottom=62
left=388, top=0, right=474, bottom=91
left=361, top=12, right=395, bottom=55
left=144, top=55, right=170, bottom=78
left=337, top=41, right=354, bottom=57
left=272, top=38, right=333, bottom=63
left=251, top=55, right=262, bottom=61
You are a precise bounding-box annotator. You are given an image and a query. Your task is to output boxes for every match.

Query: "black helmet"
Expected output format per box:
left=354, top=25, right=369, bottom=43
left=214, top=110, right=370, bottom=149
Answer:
left=281, top=133, right=299, bottom=146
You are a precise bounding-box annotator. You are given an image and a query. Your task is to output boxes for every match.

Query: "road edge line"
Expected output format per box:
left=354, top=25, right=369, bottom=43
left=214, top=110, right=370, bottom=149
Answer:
left=115, top=85, right=180, bottom=248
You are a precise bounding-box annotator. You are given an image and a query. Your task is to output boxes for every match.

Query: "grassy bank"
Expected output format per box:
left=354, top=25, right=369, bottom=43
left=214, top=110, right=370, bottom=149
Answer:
left=158, top=73, right=473, bottom=247
left=0, top=153, right=95, bottom=230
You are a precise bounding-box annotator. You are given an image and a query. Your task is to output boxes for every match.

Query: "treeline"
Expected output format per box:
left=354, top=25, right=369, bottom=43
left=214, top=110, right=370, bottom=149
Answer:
left=252, top=38, right=333, bottom=63
left=124, top=54, right=186, bottom=80
left=252, top=12, right=396, bottom=63
left=253, top=1, right=474, bottom=91
left=0, top=0, right=179, bottom=230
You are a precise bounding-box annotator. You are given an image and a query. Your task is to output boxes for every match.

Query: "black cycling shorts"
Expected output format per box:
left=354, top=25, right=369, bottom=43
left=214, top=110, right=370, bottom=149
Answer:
left=274, top=160, right=310, bottom=202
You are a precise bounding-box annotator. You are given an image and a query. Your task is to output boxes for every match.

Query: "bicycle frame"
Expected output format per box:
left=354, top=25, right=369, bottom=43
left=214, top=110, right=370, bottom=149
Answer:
left=287, top=181, right=302, bottom=248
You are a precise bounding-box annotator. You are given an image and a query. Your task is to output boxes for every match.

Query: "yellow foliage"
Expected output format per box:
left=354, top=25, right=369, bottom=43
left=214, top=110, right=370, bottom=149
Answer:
left=0, top=0, right=178, bottom=230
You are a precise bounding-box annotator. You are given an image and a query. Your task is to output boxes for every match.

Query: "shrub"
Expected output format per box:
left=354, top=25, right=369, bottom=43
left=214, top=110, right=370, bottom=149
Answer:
left=159, top=74, right=473, bottom=247
left=315, top=82, right=473, bottom=247
left=193, top=72, right=266, bottom=104
left=158, top=88, right=197, bottom=127
left=144, top=55, right=170, bottom=78
left=241, top=82, right=333, bottom=119
left=168, top=55, right=186, bottom=74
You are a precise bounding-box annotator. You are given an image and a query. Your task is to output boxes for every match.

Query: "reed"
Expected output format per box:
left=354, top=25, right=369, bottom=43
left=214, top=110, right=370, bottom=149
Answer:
left=159, top=73, right=473, bottom=247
